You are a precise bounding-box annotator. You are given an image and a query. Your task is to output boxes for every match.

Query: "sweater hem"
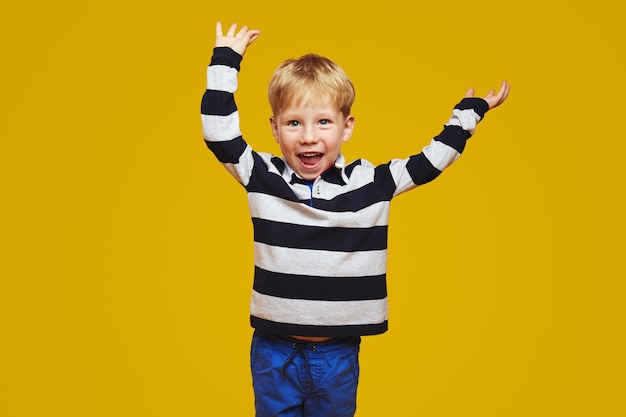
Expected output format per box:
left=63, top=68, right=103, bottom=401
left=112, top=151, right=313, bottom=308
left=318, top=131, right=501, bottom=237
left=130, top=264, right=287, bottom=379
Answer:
left=250, top=316, right=388, bottom=337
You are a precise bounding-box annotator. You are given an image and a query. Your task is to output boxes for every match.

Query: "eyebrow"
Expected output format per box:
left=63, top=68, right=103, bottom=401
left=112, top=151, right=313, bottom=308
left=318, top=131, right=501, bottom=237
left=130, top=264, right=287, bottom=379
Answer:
left=279, top=109, right=340, bottom=119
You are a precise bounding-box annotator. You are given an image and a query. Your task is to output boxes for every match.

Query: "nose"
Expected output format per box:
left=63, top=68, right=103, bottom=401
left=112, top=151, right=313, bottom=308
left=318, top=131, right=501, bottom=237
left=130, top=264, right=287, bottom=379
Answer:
left=301, top=125, right=318, bottom=144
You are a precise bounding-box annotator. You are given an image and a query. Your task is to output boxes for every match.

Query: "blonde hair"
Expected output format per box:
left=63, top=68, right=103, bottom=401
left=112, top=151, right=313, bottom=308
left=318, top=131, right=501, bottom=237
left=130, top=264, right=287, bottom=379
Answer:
left=268, top=54, right=355, bottom=117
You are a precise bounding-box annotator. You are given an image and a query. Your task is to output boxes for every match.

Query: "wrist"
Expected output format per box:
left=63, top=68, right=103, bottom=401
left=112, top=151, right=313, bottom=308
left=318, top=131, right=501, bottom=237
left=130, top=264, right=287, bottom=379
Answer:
left=210, top=47, right=243, bottom=71
left=455, top=97, right=489, bottom=119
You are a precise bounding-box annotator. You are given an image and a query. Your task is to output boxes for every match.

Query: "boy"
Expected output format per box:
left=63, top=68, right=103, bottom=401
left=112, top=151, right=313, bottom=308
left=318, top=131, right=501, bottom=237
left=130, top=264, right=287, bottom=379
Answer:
left=201, top=22, right=509, bottom=417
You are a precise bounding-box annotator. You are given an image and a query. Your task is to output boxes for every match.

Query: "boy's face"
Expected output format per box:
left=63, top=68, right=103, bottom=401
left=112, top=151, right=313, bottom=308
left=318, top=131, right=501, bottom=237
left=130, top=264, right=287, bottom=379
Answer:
left=270, top=96, right=354, bottom=180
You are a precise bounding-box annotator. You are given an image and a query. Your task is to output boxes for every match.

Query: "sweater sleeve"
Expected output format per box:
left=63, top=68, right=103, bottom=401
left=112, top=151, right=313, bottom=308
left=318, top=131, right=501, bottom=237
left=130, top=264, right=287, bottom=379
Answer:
left=200, top=47, right=255, bottom=186
left=389, top=97, right=490, bottom=196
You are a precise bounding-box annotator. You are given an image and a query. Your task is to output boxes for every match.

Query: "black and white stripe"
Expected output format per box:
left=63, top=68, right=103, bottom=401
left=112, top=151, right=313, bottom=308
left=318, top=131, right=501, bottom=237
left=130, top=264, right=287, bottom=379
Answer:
left=202, top=47, right=488, bottom=337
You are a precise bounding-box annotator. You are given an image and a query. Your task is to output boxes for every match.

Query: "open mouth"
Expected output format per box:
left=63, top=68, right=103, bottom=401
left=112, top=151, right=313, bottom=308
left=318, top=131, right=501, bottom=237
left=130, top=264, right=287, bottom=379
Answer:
left=297, top=152, right=323, bottom=167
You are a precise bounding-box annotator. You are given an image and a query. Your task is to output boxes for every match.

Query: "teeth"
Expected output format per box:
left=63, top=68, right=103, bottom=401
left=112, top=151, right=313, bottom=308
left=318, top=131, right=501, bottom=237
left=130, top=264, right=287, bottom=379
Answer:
left=300, top=153, right=320, bottom=157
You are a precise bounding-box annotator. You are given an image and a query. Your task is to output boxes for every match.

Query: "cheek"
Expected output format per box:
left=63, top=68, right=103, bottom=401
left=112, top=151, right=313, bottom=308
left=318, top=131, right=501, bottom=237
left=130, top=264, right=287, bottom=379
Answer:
left=284, top=131, right=301, bottom=142
left=330, top=136, right=344, bottom=150
left=277, top=135, right=297, bottom=152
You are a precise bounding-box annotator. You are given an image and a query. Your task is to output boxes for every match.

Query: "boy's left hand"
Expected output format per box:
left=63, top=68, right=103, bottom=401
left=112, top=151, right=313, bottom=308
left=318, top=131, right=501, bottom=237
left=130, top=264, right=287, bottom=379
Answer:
left=465, top=81, right=511, bottom=110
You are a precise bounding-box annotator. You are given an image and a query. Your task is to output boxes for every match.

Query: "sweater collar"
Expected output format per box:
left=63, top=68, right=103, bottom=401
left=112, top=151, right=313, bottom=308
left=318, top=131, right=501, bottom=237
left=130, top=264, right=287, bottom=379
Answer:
left=280, top=154, right=349, bottom=186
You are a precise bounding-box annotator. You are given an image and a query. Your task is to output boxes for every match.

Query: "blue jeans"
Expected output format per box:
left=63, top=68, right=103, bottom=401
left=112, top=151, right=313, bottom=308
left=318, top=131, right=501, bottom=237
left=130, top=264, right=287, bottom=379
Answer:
left=250, top=331, right=361, bottom=417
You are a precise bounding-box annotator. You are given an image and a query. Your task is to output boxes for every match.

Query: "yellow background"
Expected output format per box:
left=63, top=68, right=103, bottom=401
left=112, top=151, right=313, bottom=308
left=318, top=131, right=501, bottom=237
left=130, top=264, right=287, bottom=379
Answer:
left=2, top=0, right=625, bottom=416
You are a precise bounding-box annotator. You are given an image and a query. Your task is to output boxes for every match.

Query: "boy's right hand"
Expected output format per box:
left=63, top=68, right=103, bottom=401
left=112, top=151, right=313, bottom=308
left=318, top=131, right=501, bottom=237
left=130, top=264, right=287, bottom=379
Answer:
left=215, top=21, right=261, bottom=57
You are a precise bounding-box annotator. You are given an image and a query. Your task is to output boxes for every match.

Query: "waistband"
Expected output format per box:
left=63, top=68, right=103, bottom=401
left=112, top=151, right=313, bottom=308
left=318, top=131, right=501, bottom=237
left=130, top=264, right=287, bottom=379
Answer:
left=253, top=330, right=360, bottom=356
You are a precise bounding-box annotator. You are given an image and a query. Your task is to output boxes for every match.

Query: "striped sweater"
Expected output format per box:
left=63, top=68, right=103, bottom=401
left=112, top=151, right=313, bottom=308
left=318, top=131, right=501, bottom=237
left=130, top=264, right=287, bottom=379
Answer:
left=201, top=47, right=489, bottom=337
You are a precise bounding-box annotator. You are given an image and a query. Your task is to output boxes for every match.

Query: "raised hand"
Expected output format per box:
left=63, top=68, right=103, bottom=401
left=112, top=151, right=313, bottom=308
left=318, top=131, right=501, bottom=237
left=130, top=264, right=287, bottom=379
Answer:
left=215, top=21, right=261, bottom=57
left=464, top=81, right=511, bottom=110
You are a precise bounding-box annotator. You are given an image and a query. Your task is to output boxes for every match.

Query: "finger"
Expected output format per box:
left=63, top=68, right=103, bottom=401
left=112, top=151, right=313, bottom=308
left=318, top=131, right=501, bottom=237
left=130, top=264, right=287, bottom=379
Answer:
left=495, top=81, right=509, bottom=105
left=227, top=23, right=237, bottom=36
left=236, top=25, right=249, bottom=38
left=488, top=81, right=511, bottom=108
left=216, top=21, right=222, bottom=37
left=464, top=88, right=475, bottom=98
left=247, top=30, right=261, bottom=45
left=484, top=89, right=496, bottom=99
left=501, top=81, right=511, bottom=101
left=494, top=81, right=505, bottom=97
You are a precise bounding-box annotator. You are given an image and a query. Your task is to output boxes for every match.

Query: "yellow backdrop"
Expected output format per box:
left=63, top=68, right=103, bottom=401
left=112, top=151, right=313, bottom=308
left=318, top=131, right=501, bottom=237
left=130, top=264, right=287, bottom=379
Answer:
left=2, top=0, right=625, bottom=416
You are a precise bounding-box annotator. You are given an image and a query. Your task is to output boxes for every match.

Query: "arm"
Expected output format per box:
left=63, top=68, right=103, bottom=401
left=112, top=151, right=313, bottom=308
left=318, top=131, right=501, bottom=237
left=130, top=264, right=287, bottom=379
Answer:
left=391, top=82, right=511, bottom=196
left=201, top=22, right=261, bottom=184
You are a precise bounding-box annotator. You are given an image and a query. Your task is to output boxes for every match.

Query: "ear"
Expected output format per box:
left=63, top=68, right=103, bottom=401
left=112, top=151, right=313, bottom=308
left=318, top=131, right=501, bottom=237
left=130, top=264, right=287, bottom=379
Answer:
left=269, top=116, right=279, bottom=142
left=342, top=115, right=355, bottom=143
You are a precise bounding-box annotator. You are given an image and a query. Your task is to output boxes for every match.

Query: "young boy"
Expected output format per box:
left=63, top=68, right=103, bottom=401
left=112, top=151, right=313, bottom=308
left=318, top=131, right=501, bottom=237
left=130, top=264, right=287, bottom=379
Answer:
left=201, top=22, right=509, bottom=417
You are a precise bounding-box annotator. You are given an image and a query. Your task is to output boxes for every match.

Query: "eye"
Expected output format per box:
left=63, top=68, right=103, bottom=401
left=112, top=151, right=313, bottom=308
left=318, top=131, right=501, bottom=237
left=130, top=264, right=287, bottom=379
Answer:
left=287, top=120, right=300, bottom=127
left=318, top=119, right=331, bottom=126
